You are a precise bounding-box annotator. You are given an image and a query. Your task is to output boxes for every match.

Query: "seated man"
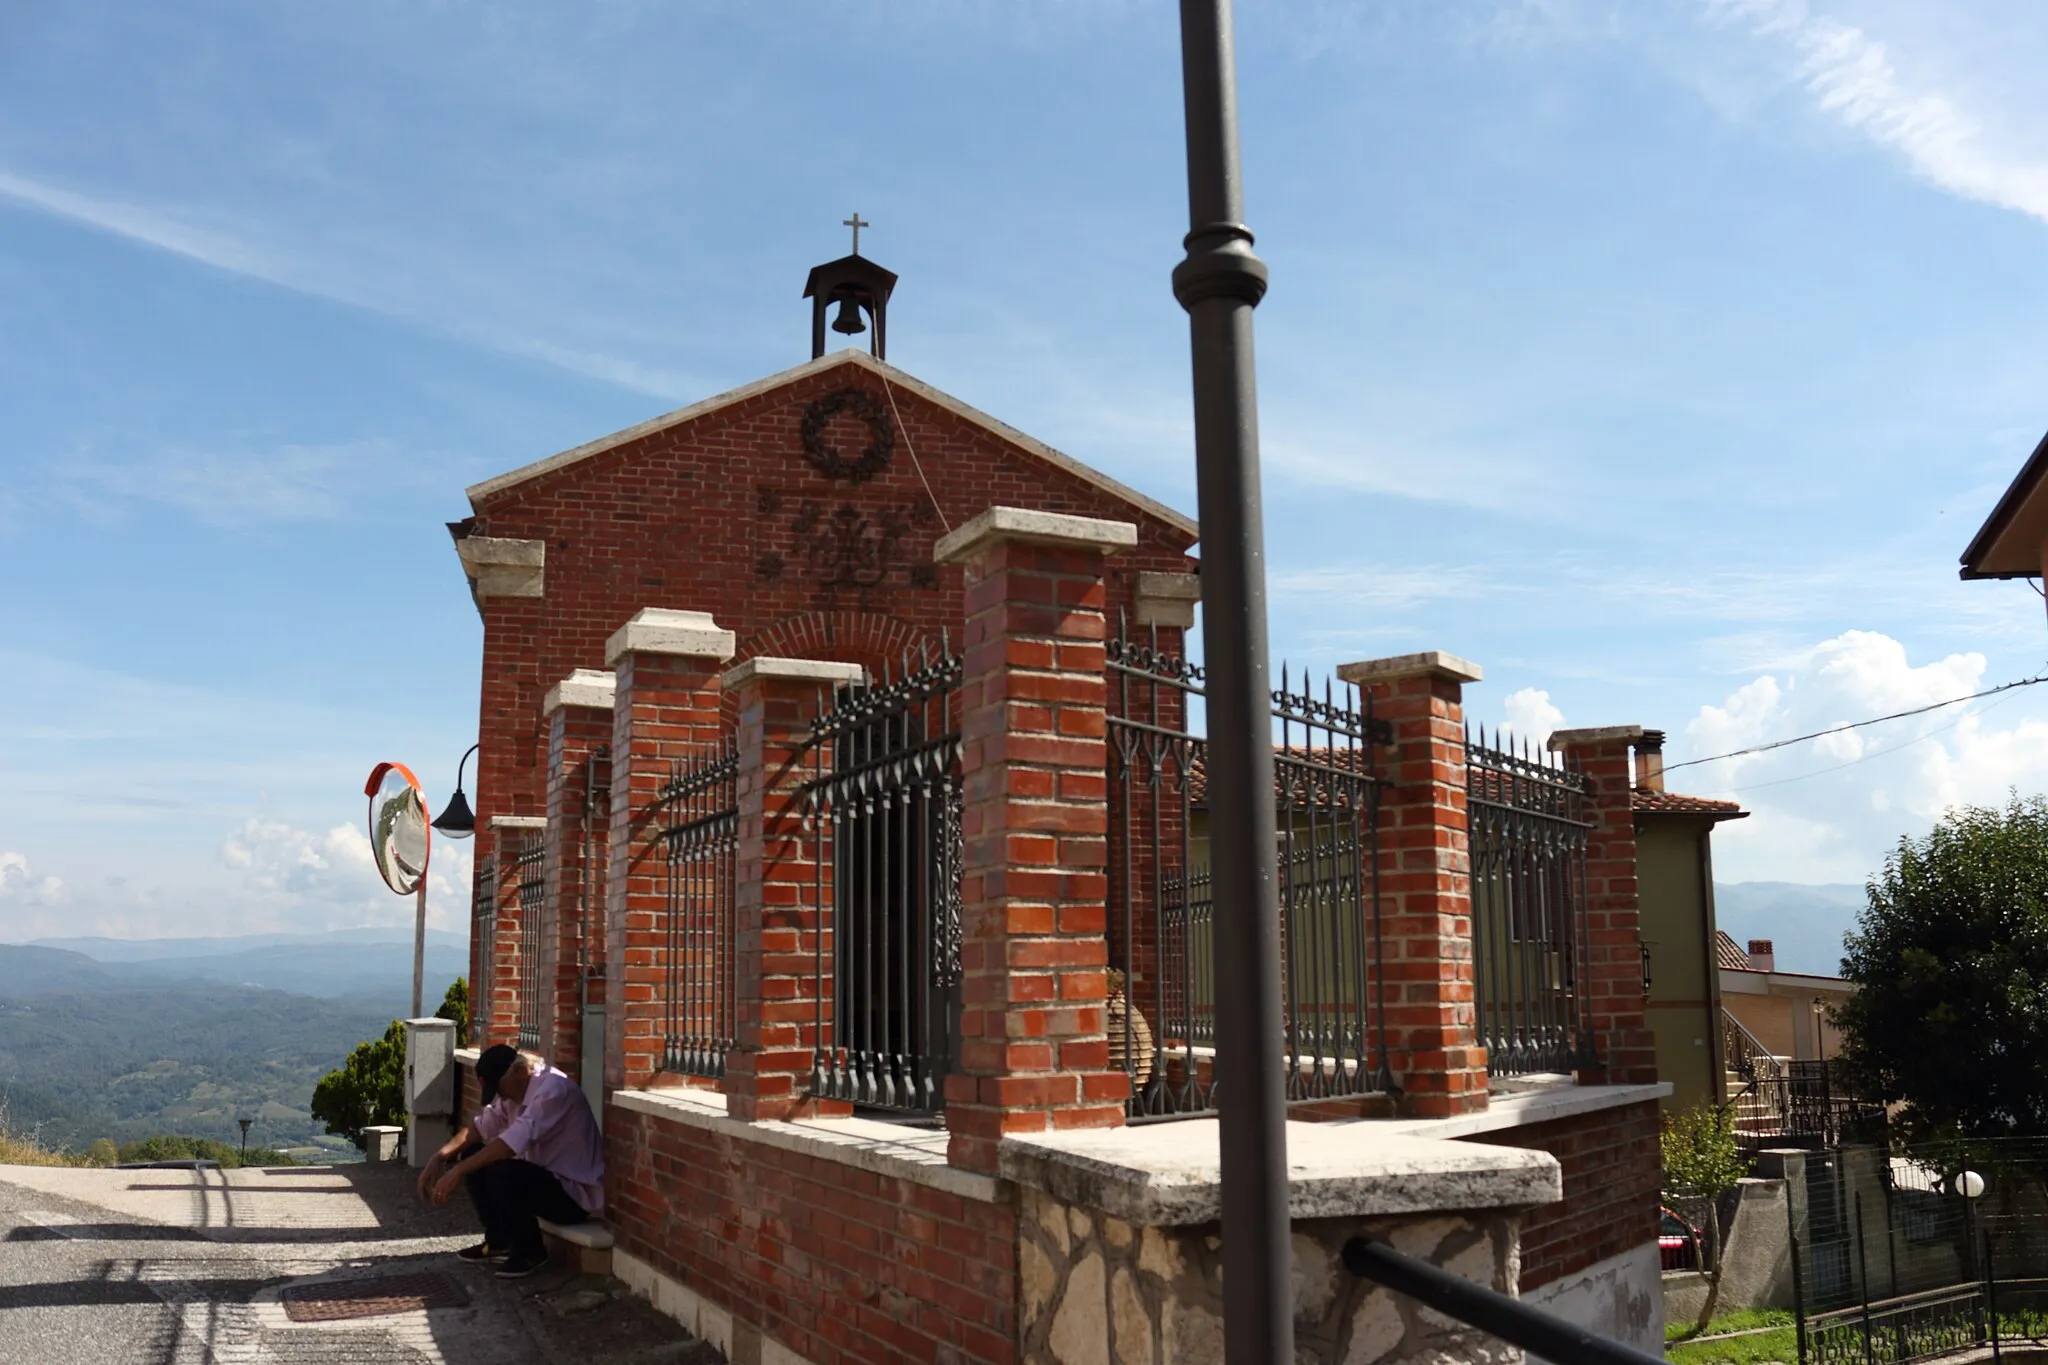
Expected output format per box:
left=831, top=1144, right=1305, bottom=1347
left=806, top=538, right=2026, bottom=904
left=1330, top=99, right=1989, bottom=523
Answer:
left=419, top=1044, right=604, bottom=1278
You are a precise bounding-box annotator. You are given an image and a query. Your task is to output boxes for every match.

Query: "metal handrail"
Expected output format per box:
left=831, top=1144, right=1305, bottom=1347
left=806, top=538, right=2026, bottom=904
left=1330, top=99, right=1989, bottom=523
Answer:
left=1722, top=1008, right=1783, bottom=1085
left=1341, top=1236, right=1665, bottom=1365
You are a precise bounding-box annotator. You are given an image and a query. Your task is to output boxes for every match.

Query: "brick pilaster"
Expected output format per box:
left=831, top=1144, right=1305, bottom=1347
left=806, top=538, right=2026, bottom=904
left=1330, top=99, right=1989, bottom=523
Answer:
left=721, top=657, right=864, bottom=1121
left=541, top=669, right=615, bottom=1074
left=603, top=609, right=735, bottom=1093
left=485, top=814, right=546, bottom=1049
left=1549, top=725, right=1657, bottom=1086
left=1337, top=651, right=1490, bottom=1117
left=937, top=507, right=1135, bottom=1174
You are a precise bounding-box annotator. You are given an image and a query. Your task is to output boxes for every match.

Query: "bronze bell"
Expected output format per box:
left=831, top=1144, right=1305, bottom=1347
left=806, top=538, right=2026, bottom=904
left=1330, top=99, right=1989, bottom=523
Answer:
left=830, top=295, right=866, bottom=335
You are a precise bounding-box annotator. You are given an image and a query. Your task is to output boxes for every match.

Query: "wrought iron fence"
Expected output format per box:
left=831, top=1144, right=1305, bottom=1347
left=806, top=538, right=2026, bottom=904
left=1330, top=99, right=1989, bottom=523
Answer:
left=659, top=738, right=738, bottom=1079
left=1463, top=729, right=1594, bottom=1076
left=802, top=646, right=963, bottom=1116
left=1737, top=1060, right=1886, bottom=1151
left=1105, top=617, right=1391, bottom=1120
left=515, top=836, right=547, bottom=1051
left=1788, top=1137, right=2048, bottom=1364
left=472, top=853, right=496, bottom=1040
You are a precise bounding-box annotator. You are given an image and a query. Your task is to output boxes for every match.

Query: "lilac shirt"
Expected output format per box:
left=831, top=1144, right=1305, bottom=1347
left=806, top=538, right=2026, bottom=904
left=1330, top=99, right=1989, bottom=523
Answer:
left=471, top=1063, right=605, bottom=1213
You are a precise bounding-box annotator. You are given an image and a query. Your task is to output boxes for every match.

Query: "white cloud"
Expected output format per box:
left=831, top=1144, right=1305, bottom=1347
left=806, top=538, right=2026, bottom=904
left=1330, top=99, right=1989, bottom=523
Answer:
left=1271, top=563, right=1492, bottom=611
left=1708, top=0, right=2048, bottom=226
left=1501, top=687, right=1566, bottom=749
left=218, top=815, right=472, bottom=933
left=1672, top=629, right=2047, bottom=881
left=52, top=441, right=407, bottom=526
left=0, top=852, right=67, bottom=906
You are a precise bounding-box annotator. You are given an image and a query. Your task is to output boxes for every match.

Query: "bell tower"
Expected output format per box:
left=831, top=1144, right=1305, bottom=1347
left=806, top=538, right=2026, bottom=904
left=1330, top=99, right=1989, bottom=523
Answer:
left=805, top=212, right=897, bottom=361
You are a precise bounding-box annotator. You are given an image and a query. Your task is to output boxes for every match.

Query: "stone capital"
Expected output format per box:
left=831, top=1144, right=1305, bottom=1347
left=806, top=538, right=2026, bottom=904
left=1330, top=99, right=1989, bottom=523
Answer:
left=542, top=668, right=617, bottom=715
left=603, top=608, right=736, bottom=667
left=719, top=656, right=866, bottom=691
left=487, top=815, right=548, bottom=832
left=1134, top=571, right=1201, bottom=629
left=454, top=535, right=545, bottom=599
left=1336, top=651, right=1484, bottom=688
left=1547, top=724, right=1644, bottom=752
left=933, top=506, right=1138, bottom=564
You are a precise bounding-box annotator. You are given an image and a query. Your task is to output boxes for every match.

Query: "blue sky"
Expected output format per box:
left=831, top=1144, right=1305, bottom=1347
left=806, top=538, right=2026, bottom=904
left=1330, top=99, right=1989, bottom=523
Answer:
left=5, top=0, right=2048, bottom=940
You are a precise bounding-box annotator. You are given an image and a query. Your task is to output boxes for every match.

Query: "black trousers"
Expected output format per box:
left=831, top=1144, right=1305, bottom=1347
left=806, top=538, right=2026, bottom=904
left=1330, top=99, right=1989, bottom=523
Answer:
left=457, top=1140, right=587, bottom=1255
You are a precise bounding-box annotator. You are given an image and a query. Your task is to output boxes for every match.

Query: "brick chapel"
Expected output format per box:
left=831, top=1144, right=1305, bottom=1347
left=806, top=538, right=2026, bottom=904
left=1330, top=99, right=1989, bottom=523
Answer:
left=443, top=251, right=1673, bottom=1365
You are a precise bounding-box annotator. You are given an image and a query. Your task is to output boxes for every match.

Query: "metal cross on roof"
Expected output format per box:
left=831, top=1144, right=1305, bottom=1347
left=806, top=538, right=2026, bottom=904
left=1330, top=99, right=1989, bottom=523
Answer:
left=843, top=211, right=869, bottom=257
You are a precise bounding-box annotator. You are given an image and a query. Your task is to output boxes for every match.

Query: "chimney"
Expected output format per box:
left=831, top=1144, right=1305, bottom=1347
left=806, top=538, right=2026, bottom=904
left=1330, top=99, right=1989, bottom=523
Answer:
left=1747, top=939, right=1775, bottom=972
left=1635, top=729, right=1667, bottom=793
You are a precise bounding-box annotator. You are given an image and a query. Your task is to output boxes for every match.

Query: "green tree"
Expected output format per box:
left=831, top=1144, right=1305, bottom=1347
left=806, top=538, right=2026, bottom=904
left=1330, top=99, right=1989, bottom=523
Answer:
left=436, top=977, right=470, bottom=1049
left=308, top=1020, right=406, bottom=1145
left=84, top=1138, right=117, bottom=1167
left=1836, top=795, right=2048, bottom=1142
left=1661, top=1104, right=1749, bottom=1331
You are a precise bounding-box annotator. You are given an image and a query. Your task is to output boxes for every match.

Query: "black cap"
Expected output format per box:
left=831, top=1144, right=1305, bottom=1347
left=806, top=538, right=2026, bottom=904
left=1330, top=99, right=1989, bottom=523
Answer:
left=476, top=1044, right=520, bottom=1106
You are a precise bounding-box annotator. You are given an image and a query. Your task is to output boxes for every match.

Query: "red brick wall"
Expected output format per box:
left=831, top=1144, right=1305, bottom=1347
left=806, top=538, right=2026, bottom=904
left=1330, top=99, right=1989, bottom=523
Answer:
left=466, top=358, right=1196, bottom=831
left=1464, top=1100, right=1661, bottom=1292
left=607, top=1103, right=1017, bottom=1365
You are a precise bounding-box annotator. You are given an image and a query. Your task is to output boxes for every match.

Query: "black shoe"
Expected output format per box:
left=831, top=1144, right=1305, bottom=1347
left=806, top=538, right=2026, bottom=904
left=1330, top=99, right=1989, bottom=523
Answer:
left=456, top=1243, right=506, bottom=1264
left=496, top=1250, right=549, bottom=1279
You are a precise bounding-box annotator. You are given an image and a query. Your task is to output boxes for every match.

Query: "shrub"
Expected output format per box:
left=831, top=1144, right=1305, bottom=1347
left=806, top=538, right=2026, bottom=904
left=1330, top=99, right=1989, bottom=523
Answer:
left=309, top=1020, right=406, bottom=1145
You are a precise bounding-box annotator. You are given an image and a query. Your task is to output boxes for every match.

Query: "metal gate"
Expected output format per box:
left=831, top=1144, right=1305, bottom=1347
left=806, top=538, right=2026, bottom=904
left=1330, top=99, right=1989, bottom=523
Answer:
left=802, top=647, right=964, bottom=1116
left=514, top=836, right=546, bottom=1050
left=660, top=738, right=738, bottom=1079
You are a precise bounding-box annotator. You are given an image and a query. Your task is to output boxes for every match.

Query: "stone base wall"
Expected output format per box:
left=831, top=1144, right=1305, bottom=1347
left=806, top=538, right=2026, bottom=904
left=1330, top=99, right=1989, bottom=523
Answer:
left=606, top=1099, right=1018, bottom=1365
left=1467, top=1098, right=1660, bottom=1294
left=1017, top=1188, right=1523, bottom=1365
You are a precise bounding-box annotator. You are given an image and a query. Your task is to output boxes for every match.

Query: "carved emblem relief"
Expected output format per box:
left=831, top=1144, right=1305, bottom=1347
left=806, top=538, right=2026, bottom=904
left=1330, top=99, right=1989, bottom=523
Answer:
left=755, top=475, right=941, bottom=593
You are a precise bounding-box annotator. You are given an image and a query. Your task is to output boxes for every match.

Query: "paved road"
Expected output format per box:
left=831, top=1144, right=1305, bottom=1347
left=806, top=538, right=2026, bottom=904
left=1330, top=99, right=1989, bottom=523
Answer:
left=0, top=1163, right=711, bottom=1365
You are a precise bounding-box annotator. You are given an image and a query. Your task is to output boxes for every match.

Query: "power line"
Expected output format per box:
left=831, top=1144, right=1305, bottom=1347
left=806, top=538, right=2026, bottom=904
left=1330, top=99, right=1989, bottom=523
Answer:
left=1662, top=671, right=2048, bottom=775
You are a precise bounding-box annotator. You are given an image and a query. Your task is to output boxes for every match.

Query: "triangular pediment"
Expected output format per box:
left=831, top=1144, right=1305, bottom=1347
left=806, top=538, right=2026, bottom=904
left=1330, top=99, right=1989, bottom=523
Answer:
left=465, top=349, right=1197, bottom=540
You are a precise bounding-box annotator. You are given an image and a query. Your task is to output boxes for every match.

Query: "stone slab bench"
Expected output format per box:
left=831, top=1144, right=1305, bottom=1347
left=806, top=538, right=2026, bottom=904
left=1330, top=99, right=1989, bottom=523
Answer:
left=537, top=1217, right=614, bottom=1274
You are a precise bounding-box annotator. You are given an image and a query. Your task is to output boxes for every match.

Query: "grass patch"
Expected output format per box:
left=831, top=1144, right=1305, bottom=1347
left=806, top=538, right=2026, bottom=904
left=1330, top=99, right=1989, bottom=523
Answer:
left=1667, top=1308, right=1795, bottom=1343
left=1665, top=1326, right=1798, bottom=1364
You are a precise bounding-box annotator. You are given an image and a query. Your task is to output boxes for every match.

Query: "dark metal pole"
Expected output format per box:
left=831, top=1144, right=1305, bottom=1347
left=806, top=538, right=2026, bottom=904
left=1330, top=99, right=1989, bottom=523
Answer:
left=1341, top=1238, right=1666, bottom=1365
left=1172, top=3, right=1287, bottom=1362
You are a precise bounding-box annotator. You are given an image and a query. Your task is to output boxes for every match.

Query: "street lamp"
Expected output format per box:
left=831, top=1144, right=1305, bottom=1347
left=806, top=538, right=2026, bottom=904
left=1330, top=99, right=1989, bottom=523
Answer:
left=1173, top=2, right=1288, bottom=1360
left=1812, top=997, right=1827, bottom=1064
left=237, top=1117, right=252, bottom=1165
left=432, top=743, right=480, bottom=840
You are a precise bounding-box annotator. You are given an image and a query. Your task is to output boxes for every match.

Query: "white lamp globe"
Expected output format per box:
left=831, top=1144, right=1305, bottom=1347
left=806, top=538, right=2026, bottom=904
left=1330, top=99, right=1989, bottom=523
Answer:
left=1956, top=1170, right=1986, bottom=1200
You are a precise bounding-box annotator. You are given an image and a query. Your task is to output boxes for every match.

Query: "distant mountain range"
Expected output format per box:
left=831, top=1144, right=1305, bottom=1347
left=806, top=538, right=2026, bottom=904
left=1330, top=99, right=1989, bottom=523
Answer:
left=23, top=928, right=467, bottom=1009
left=1712, top=881, right=1867, bottom=979
left=0, top=929, right=470, bottom=1158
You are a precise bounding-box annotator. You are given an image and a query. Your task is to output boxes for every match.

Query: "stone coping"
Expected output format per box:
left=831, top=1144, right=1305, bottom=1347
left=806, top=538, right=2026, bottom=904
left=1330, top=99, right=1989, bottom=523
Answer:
left=487, top=815, right=547, bottom=831
left=1370, top=1079, right=1671, bottom=1141
left=604, top=608, right=736, bottom=667
left=453, top=1047, right=481, bottom=1067
left=933, top=506, right=1138, bottom=563
left=1336, top=650, right=1483, bottom=686
left=999, top=1119, right=1560, bottom=1228
left=1549, top=724, right=1643, bottom=748
left=610, top=1087, right=1004, bottom=1204
left=543, top=668, right=616, bottom=714
left=720, top=656, right=865, bottom=689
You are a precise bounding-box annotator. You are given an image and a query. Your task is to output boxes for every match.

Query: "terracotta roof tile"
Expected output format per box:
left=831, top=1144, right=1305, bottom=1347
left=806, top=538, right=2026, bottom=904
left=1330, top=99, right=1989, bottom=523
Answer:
left=1714, top=930, right=1755, bottom=971
left=1634, top=789, right=1747, bottom=818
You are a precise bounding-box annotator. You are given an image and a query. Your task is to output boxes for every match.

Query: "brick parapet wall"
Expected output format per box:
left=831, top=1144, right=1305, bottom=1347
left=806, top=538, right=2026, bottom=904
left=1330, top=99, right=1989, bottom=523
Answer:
left=1550, top=731, right=1657, bottom=1086
left=607, top=635, right=731, bottom=1092
left=606, top=1100, right=1017, bottom=1365
left=943, top=518, right=1131, bottom=1174
left=543, top=698, right=613, bottom=1074
left=1340, top=656, right=1489, bottom=1116
left=1462, top=1099, right=1662, bottom=1292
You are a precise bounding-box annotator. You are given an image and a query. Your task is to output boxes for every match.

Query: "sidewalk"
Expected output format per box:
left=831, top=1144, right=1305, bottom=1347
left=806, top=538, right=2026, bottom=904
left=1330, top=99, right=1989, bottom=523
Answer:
left=0, top=1159, right=718, bottom=1365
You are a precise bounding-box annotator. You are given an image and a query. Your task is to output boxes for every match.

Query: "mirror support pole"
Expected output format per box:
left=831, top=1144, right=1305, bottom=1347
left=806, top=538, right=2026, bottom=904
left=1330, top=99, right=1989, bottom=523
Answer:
left=413, top=878, right=428, bottom=1021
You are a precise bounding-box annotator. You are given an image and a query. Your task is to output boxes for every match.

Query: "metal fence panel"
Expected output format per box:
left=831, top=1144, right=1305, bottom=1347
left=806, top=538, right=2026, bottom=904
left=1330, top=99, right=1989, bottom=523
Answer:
left=471, top=854, right=496, bottom=1040
left=515, top=837, right=546, bottom=1051
left=1105, top=618, right=1391, bottom=1120
left=1463, top=729, right=1594, bottom=1076
left=660, top=738, right=738, bottom=1079
left=803, top=647, right=963, bottom=1117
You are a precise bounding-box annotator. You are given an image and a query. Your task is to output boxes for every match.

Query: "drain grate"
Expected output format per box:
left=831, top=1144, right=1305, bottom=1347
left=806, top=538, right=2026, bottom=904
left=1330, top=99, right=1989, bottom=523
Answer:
left=282, top=1271, right=471, bottom=1323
